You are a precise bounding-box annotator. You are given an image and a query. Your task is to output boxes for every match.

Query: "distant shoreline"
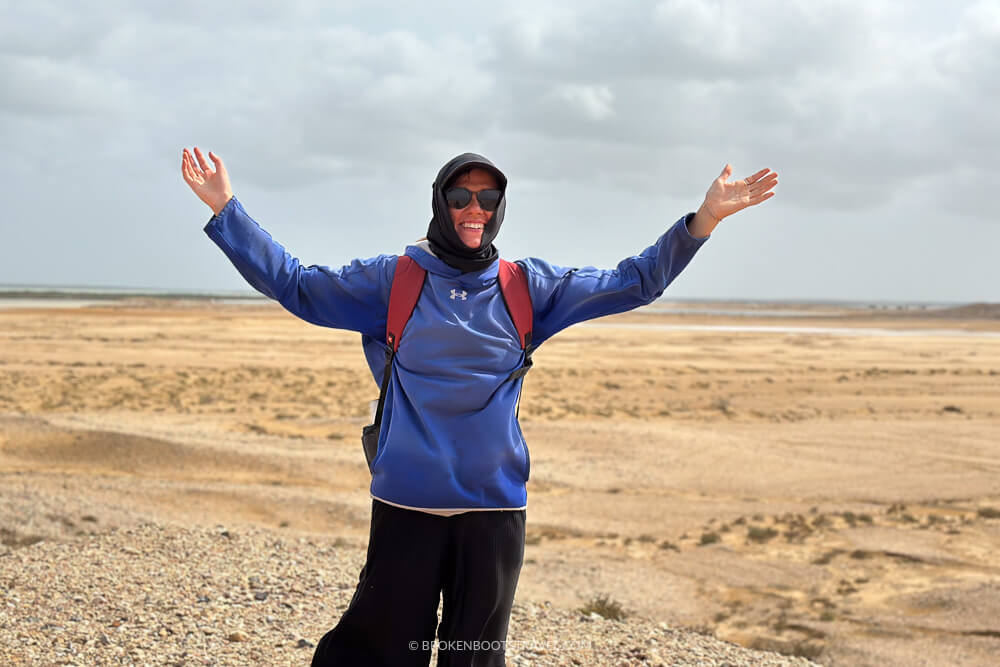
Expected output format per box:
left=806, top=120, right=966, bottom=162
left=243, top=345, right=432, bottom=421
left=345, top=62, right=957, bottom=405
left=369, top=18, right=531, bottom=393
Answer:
left=1, top=286, right=997, bottom=320
left=3, top=282, right=998, bottom=321
left=0, top=284, right=983, bottom=308
left=0, top=286, right=264, bottom=301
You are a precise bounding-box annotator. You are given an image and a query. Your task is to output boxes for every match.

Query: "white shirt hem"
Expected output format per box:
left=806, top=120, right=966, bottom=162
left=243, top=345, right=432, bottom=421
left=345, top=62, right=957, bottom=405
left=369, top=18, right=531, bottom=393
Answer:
left=371, top=494, right=527, bottom=517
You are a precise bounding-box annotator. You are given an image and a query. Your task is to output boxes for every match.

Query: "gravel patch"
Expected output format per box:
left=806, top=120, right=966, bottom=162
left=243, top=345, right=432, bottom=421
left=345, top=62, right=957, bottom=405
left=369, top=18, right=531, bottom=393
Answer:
left=0, top=523, right=820, bottom=666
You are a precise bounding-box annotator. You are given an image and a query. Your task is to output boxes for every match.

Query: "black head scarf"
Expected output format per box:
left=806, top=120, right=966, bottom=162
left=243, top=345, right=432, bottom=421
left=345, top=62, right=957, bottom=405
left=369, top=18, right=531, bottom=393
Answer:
left=426, top=153, right=507, bottom=273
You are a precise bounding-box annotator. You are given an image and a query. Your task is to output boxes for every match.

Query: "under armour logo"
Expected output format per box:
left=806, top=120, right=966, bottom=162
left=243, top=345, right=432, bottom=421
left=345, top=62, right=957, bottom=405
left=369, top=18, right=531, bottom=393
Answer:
left=450, top=289, right=467, bottom=301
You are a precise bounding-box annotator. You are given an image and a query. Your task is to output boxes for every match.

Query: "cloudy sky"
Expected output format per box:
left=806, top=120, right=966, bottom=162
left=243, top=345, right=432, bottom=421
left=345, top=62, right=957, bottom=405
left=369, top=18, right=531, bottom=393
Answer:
left=2, top=0, right=997, bottom=302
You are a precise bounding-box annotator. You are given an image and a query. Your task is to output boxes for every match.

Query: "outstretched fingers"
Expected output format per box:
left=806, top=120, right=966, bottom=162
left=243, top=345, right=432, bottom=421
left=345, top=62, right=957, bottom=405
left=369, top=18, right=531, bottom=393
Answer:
left=743, top=168, right=773, bottom=185
left=749, top=191, right=775, bottom=207
left=753, top=175, right=778, bottom=193
left=193, top=146, right=214, bottom=176
left=182, top=150, right=202, bottom=185
left=737, top=167, right=777, bottom=207
left=747, top=170, right=778, bottom=198
left=749, top=186, right=777, bottom=206
left=184, top=149, right=202, bottom=176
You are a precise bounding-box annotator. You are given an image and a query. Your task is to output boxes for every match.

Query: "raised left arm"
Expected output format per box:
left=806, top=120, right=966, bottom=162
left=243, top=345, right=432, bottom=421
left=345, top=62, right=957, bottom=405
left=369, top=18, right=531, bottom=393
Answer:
left=523, top=164, right=778, bottom=344
left=522, top=214, right=706, bottom=345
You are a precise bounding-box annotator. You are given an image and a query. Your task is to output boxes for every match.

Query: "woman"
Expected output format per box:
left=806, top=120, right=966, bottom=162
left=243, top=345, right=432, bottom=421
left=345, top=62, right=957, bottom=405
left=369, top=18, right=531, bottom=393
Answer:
left=181, top=147, right=777, bottom=666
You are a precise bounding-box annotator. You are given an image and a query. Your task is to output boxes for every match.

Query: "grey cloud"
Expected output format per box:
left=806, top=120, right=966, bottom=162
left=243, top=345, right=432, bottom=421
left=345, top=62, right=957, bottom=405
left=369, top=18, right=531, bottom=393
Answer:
left=0, top=1, right=112, bottom=60
left=491, top=0, right=882, bottom=84
left=476, top=1, right=998, bottom=215
left=1, top=0, right=998, bottom=301
left=2, top=0, right=993, bottom=217
left=0, top=54, right=131, bottom=117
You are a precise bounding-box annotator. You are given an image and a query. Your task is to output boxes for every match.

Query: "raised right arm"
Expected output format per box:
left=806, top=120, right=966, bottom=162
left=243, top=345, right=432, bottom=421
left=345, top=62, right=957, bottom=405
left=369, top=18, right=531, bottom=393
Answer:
left=204, top=197, right=394, bottom=337
left=183, top=147, right=392, bottom=337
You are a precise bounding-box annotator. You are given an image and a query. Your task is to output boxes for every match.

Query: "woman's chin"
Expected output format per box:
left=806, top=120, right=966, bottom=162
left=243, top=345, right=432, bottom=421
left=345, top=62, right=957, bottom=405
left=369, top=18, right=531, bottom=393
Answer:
left=458, top=232, right=484, bottom=249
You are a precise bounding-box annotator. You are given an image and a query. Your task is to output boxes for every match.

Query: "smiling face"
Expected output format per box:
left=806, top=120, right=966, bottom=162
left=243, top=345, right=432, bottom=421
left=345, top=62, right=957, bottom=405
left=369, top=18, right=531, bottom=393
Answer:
left=447, top=168, right=500, bottom=249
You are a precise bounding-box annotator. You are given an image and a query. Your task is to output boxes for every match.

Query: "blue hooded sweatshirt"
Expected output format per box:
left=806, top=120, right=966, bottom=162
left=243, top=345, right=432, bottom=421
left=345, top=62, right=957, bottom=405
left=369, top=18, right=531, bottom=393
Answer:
left=205, top=195, right=707, bottom=513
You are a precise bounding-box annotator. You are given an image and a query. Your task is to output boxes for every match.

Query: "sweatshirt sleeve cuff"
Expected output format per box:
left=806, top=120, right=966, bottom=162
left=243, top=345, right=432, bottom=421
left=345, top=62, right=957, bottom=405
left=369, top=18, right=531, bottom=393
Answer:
left=679, top=211, right=711, bottom=243
left=203, top=196, right=239, bottom=233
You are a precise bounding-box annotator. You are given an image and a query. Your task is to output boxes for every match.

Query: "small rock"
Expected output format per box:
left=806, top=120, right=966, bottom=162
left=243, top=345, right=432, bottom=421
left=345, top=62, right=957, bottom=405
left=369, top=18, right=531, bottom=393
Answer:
left=253, top=591, right=268, bottom=601
left=226, top=631, right=249, bottom=642
left=296, top=638, right=314, bottom=649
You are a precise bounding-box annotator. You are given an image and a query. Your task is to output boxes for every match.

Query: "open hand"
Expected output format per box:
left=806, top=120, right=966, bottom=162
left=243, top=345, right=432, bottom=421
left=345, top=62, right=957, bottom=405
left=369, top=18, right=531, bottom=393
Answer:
left=701, top=165, right=778, bottom=222
left=181, top=147, right=233, bottom=215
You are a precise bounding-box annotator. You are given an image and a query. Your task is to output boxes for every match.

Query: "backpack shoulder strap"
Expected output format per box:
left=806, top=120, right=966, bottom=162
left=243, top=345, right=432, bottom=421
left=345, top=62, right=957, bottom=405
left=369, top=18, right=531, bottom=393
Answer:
left=498, top=259, right=534, bottom=389
left=498, top=259, right=533, bottom=350
left=386, top=255, right=427, bottom=352
left=364, top=255, right=426, bottom=469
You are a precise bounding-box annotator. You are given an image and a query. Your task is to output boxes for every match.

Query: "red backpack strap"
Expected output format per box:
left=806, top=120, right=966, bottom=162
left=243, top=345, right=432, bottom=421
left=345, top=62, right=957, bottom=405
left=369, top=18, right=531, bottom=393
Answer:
left=364, top=255, right=425, bottom=470
left=386, top=255, right=427, bottom=352
left=498, top=259, right=533, bottom=349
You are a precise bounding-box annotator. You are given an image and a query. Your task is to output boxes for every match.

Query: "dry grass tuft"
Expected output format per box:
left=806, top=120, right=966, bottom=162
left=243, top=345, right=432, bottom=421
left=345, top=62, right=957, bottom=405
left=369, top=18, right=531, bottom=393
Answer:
left=578, top=595, right=627, bottom=621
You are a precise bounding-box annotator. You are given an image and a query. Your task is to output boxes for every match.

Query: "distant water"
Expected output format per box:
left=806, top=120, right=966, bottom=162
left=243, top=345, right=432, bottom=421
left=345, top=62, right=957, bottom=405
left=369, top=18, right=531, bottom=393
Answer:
left=640, top=299, right=965, bottom=318
left=0, top=284, right=264, bottom=310
left=583, top=322, right=1000, bottom=339
left=642, top=307, right=846, bottom=317
left=0, top=299, right=109, bottom=309
left=0, top=284, right=262, bottom=299
left=0, top=284, right=978, bottom=323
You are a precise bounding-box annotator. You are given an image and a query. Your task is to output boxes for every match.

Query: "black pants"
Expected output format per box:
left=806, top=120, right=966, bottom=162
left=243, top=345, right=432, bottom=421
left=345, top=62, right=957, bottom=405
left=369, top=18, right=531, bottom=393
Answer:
left=312, top=500, right=526, bottom=667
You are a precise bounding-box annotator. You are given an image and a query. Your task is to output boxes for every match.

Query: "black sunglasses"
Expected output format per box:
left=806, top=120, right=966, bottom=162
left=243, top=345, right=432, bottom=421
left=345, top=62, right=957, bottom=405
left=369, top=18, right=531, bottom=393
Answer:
left=444, top=187, right=503, bottom=212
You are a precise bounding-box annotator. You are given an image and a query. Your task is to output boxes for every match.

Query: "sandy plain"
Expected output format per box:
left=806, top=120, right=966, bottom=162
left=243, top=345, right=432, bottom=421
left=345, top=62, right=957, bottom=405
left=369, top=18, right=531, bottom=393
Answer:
left=1, top=299, right=999, bottom=666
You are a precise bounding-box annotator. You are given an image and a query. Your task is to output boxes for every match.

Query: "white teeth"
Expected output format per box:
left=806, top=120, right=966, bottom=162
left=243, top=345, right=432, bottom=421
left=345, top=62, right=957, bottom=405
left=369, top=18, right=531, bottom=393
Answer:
left=461, top=223, right=484, bottom=229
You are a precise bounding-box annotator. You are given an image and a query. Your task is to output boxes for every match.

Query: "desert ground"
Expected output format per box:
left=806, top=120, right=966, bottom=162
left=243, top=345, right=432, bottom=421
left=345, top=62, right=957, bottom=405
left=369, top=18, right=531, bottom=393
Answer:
left=1, top=298, right=999, bottom=665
